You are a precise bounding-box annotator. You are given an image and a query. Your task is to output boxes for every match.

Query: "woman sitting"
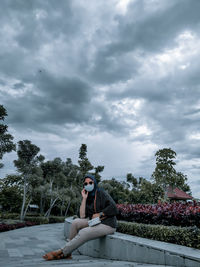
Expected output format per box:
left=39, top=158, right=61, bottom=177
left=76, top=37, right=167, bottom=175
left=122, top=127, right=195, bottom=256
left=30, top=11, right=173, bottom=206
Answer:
left=43, top=174, right=118, bottom=260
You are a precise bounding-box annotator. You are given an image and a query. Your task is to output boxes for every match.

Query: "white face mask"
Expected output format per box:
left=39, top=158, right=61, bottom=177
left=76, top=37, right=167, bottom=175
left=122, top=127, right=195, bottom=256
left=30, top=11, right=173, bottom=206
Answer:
left=84, top=184, right=94, bottom=192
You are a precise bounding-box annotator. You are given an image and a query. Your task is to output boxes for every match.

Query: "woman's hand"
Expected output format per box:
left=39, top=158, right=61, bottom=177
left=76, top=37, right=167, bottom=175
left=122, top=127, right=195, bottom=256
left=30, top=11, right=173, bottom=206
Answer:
left=81, top=188, right=88, bottom=200
left=92, top=213, right=100, bottom=219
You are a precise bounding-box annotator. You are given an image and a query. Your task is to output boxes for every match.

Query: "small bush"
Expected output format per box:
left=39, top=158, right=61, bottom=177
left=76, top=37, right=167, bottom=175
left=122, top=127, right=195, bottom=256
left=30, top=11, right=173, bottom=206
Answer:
left=0, top=216, right=65, bottom=232
left=0, top=221, right=38, bottom=232
left=0, top=213, right=66, bottom=225
left=24, top=216, right=65, bottom=224
left=117, top=202, right=200, bottom=227
left=48, top=216, right=65, bottom=223
left=24, top=216, right=49, bottom=224
left=0, top=213, right=20, bottom=220
left=117, top=220, right=200, bottom=249
left=25, top=213, right=41, bottom=217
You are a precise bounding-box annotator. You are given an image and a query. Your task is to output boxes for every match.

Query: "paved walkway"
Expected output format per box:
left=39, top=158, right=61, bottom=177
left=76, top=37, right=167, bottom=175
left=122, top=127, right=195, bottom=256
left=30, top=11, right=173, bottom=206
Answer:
left=0, top=223, right=172, bottom=267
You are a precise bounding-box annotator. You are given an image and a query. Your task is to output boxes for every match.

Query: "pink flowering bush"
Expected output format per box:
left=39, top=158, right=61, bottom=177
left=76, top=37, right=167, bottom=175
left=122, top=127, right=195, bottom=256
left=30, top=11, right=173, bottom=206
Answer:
left=116, top=201, right=200, bottom=227
left=0, top=221, right=38, bottom=232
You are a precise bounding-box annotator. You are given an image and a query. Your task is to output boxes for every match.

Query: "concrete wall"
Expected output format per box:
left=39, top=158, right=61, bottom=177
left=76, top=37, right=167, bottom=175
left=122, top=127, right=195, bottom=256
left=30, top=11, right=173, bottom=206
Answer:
left=64, top=217, right=200, bottom=267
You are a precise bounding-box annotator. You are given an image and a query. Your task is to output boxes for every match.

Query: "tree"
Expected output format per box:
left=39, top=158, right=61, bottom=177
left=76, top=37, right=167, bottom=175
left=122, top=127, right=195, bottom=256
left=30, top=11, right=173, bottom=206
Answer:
left=78, top=144, right=94, bottom=178
left=0, top=105, right=16, bottom=169
left=0, top=175, right=22, bottom=212
left=14, top=140, right=44, bottom=220
left=173, top=172, right=191, bottom=193
left=62, top=158, right=81, bottom=216
left=40, top=158, right=64, bottom=218
left=78, top=144, right=104, bottom=185
left=93, top=165, right=104, bottom=184
left=151, top=148, right=190, bottom=193
left=126, top=174, right=164, bottom=204
left=138, top=177, right=164, bottom=203
left=99, top=178, right=130, bottom=204
left=126, top=173, right=138, bottom=190
left=151, top=148, right=177, bottom=190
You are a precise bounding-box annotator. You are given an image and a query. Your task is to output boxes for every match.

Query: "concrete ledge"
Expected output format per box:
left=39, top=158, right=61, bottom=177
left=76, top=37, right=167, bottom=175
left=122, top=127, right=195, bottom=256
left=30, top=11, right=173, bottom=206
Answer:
left=64, top=217, right=200, bottom=267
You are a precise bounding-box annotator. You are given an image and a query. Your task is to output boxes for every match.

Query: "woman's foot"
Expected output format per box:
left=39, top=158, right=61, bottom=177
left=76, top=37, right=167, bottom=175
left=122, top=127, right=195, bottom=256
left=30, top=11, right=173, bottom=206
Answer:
left=42, top=249, right=72, bottom=261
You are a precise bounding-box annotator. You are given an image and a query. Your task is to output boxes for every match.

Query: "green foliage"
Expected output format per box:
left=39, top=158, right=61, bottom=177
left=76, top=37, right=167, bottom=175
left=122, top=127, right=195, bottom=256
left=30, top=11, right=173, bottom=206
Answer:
left=99, top=176, right=164, bottom=205
left=175, top=172, right=191, bottom=193
left=0, top=213, right=20, bottom=220
left=0, top=105, right=16, bottom=168
left=127, top=173, right=138, bottom=188
left=117, top=220, right=200, bottom=249
left=138, top=178, right=164, bottom=203
left=78, top=144, right=94, bottom=177
left=0, top=175, right=23, bottom=213
left=77, top=144, right=104, bottom=184
left=1, top=174, right=23, bottom=187
left=152, top=148, right=177, bottom=189
left=151, top=148, right=191, bottom=193
left=14, top=140, right=44, bottom=220
left=14, top=140, right=43, bottom=173
left=24, top=216, right=65, bottom=224
left=99, top=178, right=130, bottom=204
left=93, top=165, right=104, bottom=184
left=40, top=157, right=78, bottom=218
left=48, top=216, right=65, bottom=223
left=0, top=183, right=22, bottom=212
left=24, top=216, right=49, bottom=224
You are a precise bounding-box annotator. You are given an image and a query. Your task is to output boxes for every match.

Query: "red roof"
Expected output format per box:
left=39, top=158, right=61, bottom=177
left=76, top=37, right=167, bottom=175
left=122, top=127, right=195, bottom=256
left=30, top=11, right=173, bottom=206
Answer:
left=166, top=186, right=193, bottom=200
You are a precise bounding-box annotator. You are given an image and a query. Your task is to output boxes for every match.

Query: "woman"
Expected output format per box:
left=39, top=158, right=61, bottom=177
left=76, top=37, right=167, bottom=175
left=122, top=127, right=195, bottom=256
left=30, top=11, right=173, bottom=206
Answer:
left=43, top=174, right=118, bottom=260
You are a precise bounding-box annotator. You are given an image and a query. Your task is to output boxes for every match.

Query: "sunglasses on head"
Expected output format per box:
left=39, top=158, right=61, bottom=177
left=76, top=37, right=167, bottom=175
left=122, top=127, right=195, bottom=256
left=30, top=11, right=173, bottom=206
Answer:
left=84, top=181, right=93, bottom=186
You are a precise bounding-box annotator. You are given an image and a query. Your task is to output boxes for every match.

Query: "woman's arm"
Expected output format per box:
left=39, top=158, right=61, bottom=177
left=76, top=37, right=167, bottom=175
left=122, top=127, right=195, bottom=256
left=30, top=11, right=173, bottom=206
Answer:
left=80, top=188, right=88, bottom=218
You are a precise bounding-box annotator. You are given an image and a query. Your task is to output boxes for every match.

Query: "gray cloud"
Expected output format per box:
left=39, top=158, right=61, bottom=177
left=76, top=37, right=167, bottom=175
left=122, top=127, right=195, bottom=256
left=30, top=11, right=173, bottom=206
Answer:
left=0, top=0, right=200, bottom=197
left=1, top=72, right=93, bottom=128
left=87, top=0, right=200, bottom=85
left=105, top=0, right=200, bottom=55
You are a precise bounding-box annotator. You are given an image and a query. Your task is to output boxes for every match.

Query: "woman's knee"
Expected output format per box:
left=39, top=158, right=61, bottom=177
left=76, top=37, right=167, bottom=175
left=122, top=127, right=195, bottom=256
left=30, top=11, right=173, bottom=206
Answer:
left=72, top=218, right=87, bottom=229
left=72, top=218, right=81, bottom=227
left=77, top=227, right=90, bottom=240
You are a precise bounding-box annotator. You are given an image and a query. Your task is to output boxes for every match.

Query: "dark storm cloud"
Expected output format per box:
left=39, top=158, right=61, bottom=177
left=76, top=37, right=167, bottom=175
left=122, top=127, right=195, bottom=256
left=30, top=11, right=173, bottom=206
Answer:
left=0, top=0, right=200, bottom=197
left=1, top=71, right=128, bottom=135
left=105, top=44, right=200, bottom=144
left=0, top=0, right=102, bottom=132
left=88, top=0, right=200, bottom=85
left=1, top=71, right=95, bottom=131
left=88, top=51, right=140, bottom=84
left=105, top=0, right=200, bottom=54
left=1, top=0, right=199, bottom=138
left=0, top=0, right=79, bottom=49
left=13, top=82, right=25, bottom=89
left=0, top=0, right=83, bottom=79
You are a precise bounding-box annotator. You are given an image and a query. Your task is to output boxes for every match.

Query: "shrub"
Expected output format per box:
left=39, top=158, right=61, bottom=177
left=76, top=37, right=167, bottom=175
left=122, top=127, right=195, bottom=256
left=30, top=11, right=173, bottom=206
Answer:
left=0, top=213, right=20, bottom=220
left=0, top=213, right=66, bottom=225
left=117, top=220, right=200, bottom=249
left=117, top=201, right=200, bottom=227
left=24, top=216, right=49, bottom=224
left=0, top=221, right=38, bottom=232
left=25, top=213, right=41, bottom=217
left=48, top=216, right=65, bottom=223
left=24, top=216, right=65, bottom=224
left=0, top=215, right=66, bottom=232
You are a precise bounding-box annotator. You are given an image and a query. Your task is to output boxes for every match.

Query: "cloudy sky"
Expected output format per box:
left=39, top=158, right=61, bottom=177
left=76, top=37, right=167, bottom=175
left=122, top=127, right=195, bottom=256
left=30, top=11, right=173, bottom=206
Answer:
left=1, top=0, right=200, bottom=198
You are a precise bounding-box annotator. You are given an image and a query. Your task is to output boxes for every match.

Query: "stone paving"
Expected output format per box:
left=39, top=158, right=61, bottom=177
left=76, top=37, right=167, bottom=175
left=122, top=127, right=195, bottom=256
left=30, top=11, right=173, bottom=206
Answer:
left=0, top=223, right=173, bottom=267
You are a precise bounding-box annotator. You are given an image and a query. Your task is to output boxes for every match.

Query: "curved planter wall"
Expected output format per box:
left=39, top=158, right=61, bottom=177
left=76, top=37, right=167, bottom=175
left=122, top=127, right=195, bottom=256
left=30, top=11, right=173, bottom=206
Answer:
left=64, top=217, right=200, bottom=267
